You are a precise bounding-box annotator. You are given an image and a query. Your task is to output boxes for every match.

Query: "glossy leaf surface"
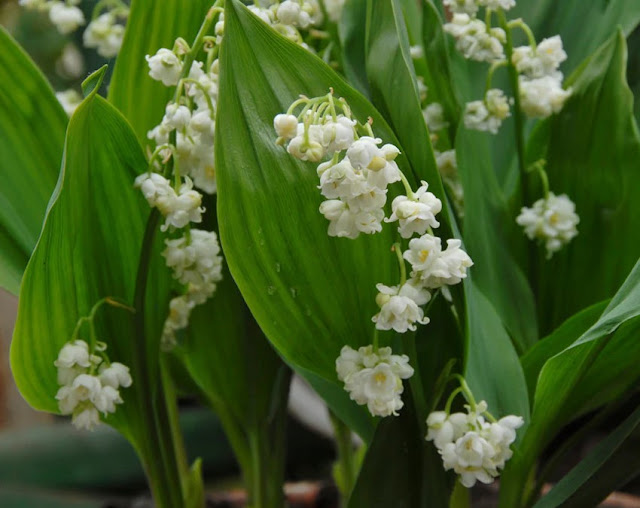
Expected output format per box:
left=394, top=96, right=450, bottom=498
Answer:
left=500, top=258, right=640, bottom=507
left=0, top=27, right=67, bottom=294
left=217, top=0, right=414, bottom=441
left=531, top=31, right=640, bottom=332
left=11, top=74, right=170, bottom=434
left=108, top=0, right=212, bottom=144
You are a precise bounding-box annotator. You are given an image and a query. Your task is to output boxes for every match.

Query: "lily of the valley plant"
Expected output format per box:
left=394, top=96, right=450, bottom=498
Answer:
left=3, top=0, right=640, bottom=507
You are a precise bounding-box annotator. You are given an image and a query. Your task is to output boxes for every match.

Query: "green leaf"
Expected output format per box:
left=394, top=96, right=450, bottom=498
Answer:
left=533, top=404, right=640, bottom=508
left=348, top=387, right=451, bottom=508
left=0, top=27, right=67, bottom=294
left=82, top=65, right=108, bottom=97
left=456, top=127, right=537, bottom=352
left=217, top=0, right=419, bottom=442
left=530, top=31, right=640, bottom=332
left=108, top=0, right=212, bottom=144
left=521, top=300, right=608, bottom=401
left=339, top=0, right=370, bottom=96
left=10, top=82, right=173, bottom=442
left=512, top=0, right=640, bottom=74
left=420, top=1, right=461, bottom=139
left=364, top=0, right=452, bottom=229
left=464, top=280, right=530, bottom=422
left=500, top=258, right=640, bottom=507
left=175, top=258, right=291, bottom=475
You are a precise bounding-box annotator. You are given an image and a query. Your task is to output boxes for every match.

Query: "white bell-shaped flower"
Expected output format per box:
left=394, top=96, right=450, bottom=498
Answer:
left=386, top=181, right=442, bottom=238
left=516, top=192, right=579, bottom=257
left=372, top=282, right=430, bottom=333
left=146, top=48, right=183, bottom=87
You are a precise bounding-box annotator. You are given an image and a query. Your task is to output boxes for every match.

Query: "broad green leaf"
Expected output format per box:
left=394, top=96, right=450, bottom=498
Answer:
left=338, top=0, right=369, bottom=96
left=364, top=0, right=452, bottom=230
left=398, top=0, right=421, bottom=47
left=530, top=31, right=640, bottom=332
left=533, top=404, right=640, bottom=508
left=0, top=27, right=67, bottom=294
left=512, top=0, right=640, bottom=74
left=420, top=1, right=461, bottom=140
left=176, top=257, right=291, bottom=479
left=456, top=127, right=537, bottom=352
left=108, top=0, right=212, bottom=145
left=217, top=0, right=422, bottom=442
left=500, top=258, right=640, bottom=507
left=348, top=387, right=451, bottom=508
left=521, top=301, right=608, bottom=400
left=10, top=73, right=174, bottom=487
left=464, top=280, right=530, bottom=422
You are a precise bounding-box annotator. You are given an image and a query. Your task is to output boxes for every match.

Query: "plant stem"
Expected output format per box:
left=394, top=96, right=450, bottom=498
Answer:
left=132, top=210, right=185, bottom=508
left=329, top=410, right=358, bottom=505
left=498, top=10, right=528, bottom=203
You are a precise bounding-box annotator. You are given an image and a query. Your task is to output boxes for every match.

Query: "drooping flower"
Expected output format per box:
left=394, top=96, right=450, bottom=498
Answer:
left=372, top=281, right=431, bottom=333
left=516, top=192, right=579, bottom=257
left=518, top=75, right=571, bottom=119
left=426, top=400, right=524, bottom=488
left=403, top=234, right=473, bottom=289
left=146, top=48, right=183, bottom=86
left=385, top=182, right=442, bottom=238
left=336, top=345, right=414, bottom=417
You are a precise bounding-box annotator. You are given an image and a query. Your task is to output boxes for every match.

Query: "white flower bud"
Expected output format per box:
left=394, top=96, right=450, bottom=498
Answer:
left=274, top=114, right=299, bottom=139
left=146, top=48, right=183, bottom=87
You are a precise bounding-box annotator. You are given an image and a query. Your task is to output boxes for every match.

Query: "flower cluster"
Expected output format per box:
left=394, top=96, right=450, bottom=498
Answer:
left=516, top=192, right=579, bottom=258
left=134, top=173, right=204, bottom=232
left=513, top=36, right=572, bottom=118
left=214, top=1, right=324, bottom=51
left=276, top=92, right=473, bottom=417
left=19, top=0, right=128, bottom=58
left=444, top=0, right=571, bottom=135
left=145, top=51, right=219, bottom=194
left=463, top=89, right=511, bottom=134
left=55, top=339, right=132, bottom=431
left=83, top=6, right=128, bottom=58
left=141, top=11, right=227, bottom=351
left=274, top=97, right=402, bottom=239
left=161, top=229, right=224, bottom=348
left=444, top=13, right=506, bottom=63
left=426, top=400, right=524, bottom=488
left=336, top=345, right=414, bottom=417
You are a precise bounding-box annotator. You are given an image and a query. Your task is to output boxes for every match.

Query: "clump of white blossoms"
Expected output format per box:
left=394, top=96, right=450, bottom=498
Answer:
left=19, top=0, right=85, bottom=34
left=336, top=345, right=414, bottom=417
left=161, top=229, right=224, bottom=348
left=19, top=0, right=129, bottom=58
left=275, top=91, right=473, bottom=417
left=516, top=192, right=579, bottom=258
left=214, top=0, right=324, bottom=50
left=444, top=0, right=571, bottom=135
left=513, top=35, right=572, bottom=118
left=464, top=89, right=511, bottom=134
left=138, top=7, right=230, bottom=351
left=134, top=173, right=204, bottom=232
left=49, top=1, right=85, bottom=34
left=54, top=338, right=132, bottom=431
left=83, top=5, right=129, bottom=58
left=275, top=93, right=402, bottom=238
left=426, top=381, right=524, bottom=488
left=443, top=14, right=506, bottom=63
